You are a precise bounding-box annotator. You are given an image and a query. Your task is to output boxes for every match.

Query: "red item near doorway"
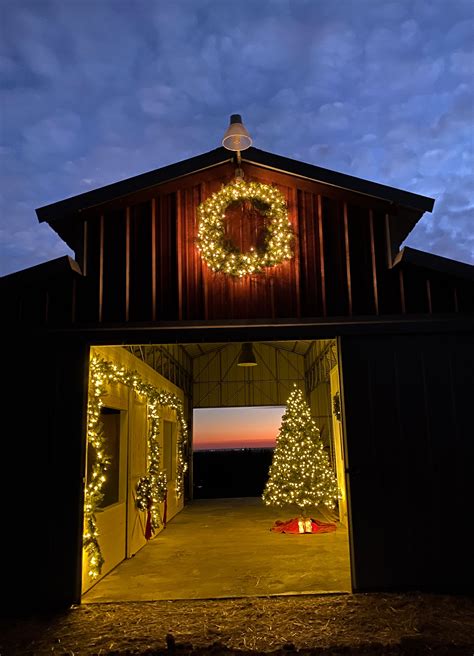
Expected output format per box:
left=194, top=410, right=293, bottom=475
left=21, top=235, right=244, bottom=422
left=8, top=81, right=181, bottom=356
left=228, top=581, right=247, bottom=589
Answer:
left=271, top=517, right=336, bottom=534
left=144, top=494, right=154, bottom=541
left=145, top=507, right=153, bottom=540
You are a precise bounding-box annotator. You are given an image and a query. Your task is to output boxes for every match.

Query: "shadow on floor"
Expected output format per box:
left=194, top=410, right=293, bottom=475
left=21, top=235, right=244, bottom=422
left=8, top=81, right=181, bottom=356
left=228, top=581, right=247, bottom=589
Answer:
left=83, top=497, right=351, bottom=602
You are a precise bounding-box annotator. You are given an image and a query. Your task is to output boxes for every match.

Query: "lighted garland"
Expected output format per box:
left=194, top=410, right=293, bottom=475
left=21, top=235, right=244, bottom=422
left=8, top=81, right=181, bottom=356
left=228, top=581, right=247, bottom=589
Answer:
left=84, top=356, right=188, bottom=579
left=135, top=472, right=168, bottom=518
left=135, top=468, right=168, bottom=541
left=197, top=178, right=293, bottom=276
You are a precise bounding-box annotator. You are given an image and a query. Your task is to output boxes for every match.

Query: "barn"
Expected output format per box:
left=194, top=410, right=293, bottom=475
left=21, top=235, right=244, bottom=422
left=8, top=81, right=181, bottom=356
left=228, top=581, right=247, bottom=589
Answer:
left=3, top=119, right=473, bottom=611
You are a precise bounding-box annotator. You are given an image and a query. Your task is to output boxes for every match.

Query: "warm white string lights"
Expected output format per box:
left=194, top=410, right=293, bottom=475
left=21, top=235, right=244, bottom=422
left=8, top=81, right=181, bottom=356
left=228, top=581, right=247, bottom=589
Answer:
left=83, top=356, right=188, bottom=579
left=196, top=178, right=293, bottom=277
left=262, top=386, right=338, bottom=515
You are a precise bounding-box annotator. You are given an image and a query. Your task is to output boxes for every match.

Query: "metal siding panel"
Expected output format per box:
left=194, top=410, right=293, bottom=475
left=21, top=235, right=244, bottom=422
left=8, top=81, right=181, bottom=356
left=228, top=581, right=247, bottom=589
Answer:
left=4, top=336, right=89, bottom=609
left=390, top=346, right=431, bottom=586
left=340, top=333, right=474, bottom=593
left=339, top=337, right=388, bottom=590
left=192, top=343, right=305, bottom=408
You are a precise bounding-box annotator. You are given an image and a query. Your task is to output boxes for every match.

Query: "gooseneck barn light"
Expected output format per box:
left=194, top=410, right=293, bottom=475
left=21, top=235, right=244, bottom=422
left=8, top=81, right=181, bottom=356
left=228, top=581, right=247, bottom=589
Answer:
left=222, top=114, right=252, bottom=152
left=237, top=342, right=258, bottom=367
left=222, top=114, right=252, bottom=175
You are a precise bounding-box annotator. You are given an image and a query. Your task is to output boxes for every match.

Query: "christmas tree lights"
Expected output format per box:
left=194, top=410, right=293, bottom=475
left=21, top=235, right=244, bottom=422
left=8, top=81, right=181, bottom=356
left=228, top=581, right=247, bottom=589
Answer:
left=197, top=178, right=293, bottom=276
left=262, top=386, right=338, bottom=515
left=84, top=356, right=188, bottom=579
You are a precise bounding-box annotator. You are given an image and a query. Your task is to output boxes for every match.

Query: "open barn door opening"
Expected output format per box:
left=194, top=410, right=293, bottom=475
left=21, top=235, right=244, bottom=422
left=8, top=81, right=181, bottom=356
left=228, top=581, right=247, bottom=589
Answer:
left=81, top=338, right=351, bottom=602
left=192, top=405, right=284, bottom=498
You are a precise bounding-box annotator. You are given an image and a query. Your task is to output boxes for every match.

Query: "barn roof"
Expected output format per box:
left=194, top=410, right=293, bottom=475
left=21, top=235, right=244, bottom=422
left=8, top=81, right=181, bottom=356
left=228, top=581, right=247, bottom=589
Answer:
left=392, top=247, right=474, bottom=281
left=36, top=146, right=435, bottom=224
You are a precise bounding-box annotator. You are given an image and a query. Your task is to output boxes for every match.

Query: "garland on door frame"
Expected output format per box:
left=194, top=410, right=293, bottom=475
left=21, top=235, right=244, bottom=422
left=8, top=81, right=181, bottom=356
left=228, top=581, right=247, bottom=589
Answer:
left=196, top=178, right=293, bottom=277
left=83, top=356, right=188, bottom=580
left=135, top=470, right=168, bottom=540
left=332, top=391, right=341, bottom=422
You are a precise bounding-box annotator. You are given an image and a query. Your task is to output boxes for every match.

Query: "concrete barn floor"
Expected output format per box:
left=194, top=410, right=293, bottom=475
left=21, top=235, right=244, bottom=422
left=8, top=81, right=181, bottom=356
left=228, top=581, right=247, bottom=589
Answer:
left=83, top=497, right=351, bottom=603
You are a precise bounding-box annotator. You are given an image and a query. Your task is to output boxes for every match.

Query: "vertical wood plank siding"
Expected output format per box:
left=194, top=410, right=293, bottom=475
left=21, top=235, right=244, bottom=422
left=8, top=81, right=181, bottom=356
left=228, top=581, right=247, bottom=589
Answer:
left=369, top=210, right=379, bottom=315
left=13, top=162, right=468, bottom=327
left=76, top=215, right=101, bottom=323
left=399, top=270, right=406, bottom=313
left=151, top=198, right=157, bottom=321
left=125, top=207, right=130, bottom=321
left=343, top=203, right=353, bottom=316
left=317, top=194, right=327, bottom=316
left=347, top=205, right=375, bottom=316
left=98, top=215, right=104, bottom=322
left=298, top=190, right=325, bottom=317
left=82, top=221, right=88, bottom=276
left=372, top=210, right=403, bottom=315
left=129, top=201, right=153, bottom=322
left=102, top=209, right=126, bottom=322
left=155, top=193, right=178, bottom=320
left=322, top=197, right=348, bottom=316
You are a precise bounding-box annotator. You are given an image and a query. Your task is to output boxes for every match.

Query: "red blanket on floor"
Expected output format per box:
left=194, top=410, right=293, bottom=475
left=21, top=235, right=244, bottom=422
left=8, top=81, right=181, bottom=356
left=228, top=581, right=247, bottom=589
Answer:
left=271, top=517, right=337, bottom=534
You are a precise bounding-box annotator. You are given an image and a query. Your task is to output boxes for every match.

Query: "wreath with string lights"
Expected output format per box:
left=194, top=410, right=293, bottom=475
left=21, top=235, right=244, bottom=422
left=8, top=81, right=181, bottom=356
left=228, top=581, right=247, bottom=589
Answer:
left=196, top=179, right=293, bottom=277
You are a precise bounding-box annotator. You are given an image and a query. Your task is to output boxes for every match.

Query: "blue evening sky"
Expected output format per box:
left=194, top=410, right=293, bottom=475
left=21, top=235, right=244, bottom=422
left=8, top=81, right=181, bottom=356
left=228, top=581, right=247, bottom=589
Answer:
left=1, top=0, right=473, bottom=275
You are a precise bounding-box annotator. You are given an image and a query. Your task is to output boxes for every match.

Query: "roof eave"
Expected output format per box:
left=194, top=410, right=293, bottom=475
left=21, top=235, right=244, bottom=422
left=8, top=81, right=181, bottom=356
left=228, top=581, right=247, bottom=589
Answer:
left=392, top=247, right=474, bottom=281
left=243, top=149, right=435, bottom=214
left=36, top=148, right=232, bottom=224
left=36, top=146, right=435, bottom=225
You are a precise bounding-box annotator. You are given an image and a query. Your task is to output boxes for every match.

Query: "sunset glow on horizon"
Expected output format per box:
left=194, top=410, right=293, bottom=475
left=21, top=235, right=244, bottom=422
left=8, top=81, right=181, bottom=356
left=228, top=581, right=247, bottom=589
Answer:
left=193, top=406, right=285, bottom=451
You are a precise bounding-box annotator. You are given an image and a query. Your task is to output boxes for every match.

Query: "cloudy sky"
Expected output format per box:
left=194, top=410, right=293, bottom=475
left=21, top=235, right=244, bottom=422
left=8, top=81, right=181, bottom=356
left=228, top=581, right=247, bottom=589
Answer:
left=1, top=0, right=473, bottom=275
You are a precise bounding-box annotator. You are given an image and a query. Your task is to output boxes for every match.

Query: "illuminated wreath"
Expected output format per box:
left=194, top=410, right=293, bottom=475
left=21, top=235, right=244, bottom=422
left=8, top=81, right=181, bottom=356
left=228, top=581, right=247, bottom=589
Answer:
left=197, top=179, right=293, bottom=277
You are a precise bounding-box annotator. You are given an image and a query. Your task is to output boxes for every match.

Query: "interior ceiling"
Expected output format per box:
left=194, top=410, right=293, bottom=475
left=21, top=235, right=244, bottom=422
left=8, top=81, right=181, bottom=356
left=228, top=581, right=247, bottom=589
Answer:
left=180, top=341, right=314, bottom=359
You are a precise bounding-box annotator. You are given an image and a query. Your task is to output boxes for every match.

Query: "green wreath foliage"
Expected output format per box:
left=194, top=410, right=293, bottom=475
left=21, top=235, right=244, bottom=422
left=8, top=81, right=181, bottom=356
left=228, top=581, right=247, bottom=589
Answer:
left=197, top=179, right=293, bottom=276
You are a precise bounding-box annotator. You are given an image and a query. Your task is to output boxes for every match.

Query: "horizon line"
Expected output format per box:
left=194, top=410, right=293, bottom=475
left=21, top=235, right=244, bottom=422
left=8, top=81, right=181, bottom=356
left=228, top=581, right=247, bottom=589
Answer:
left=194, top=445, right=275, bottom=452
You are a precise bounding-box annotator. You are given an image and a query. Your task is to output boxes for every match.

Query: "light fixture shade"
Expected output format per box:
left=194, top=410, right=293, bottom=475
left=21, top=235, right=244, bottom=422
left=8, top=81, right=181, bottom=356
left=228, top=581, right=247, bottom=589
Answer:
left=222, top=114, right=252, bottom=151
left=237, top=342, right=257, bottom=367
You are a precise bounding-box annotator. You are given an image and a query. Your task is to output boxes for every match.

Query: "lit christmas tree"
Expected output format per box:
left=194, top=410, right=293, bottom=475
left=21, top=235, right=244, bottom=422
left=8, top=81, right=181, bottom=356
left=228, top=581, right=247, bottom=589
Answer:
left=262, top=386, right=338, bottom=516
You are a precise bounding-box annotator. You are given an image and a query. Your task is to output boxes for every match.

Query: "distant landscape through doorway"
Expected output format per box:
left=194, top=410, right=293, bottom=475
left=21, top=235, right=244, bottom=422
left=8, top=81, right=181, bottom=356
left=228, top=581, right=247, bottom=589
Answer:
left=193, top=405, right=285, bottom=451
left=193, top=405, right=285, bottom=498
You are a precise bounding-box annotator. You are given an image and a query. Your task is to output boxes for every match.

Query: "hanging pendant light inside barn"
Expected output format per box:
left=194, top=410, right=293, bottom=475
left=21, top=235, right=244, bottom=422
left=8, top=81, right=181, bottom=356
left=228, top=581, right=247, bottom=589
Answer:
left=237, top=342, right=257, bottom=367
left=222, top=114, right=252, bottom=179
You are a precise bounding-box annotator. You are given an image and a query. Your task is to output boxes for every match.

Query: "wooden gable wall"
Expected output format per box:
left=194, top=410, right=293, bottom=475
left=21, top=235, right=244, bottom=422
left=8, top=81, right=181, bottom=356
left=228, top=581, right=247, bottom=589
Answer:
left=76, top=161, right=380, bottom=321
left=70, top=160, right=436, bottom=323
left=5, top=161, right=472, bottom=328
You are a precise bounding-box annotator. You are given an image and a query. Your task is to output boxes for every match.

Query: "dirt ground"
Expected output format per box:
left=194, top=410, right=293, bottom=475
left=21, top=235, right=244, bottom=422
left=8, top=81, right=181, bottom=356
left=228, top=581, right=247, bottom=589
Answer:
left=1, top=593, right=474, bottom=655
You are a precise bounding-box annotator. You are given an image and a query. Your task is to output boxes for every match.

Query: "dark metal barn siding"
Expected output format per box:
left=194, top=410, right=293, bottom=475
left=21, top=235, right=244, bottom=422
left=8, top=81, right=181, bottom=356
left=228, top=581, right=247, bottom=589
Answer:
left=4, top=334, right=89, bottom=611
left=339, top=331, right=474, bottom=593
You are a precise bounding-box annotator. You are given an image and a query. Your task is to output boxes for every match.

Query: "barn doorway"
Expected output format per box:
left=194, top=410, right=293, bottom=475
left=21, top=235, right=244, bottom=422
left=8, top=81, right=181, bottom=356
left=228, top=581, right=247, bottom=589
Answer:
left=81, top=339, right=351, bottom=602
left=193, top=405, right=284, bottom=498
